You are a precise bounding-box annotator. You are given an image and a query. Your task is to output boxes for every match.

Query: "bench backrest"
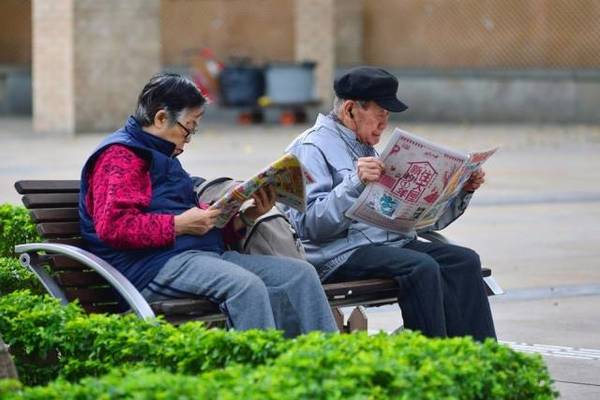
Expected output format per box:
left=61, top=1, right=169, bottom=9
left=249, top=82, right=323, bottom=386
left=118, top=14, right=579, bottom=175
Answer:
left=15, top=180, right=123, bottom=314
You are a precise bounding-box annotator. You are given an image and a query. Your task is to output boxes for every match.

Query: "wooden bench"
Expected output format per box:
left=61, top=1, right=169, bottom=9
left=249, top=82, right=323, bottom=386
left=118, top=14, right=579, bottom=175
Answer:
left=13, top=180, right=502, bottom=332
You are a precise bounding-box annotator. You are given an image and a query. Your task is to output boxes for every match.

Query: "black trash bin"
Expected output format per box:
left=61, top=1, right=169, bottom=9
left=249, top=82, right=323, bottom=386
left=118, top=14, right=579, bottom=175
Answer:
left=219, top=64, right=265, bottom=107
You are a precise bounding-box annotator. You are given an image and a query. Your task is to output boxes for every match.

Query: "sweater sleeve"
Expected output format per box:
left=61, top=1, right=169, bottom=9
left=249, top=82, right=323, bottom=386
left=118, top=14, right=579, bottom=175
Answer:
left=86, top=144, right=175, bottom=249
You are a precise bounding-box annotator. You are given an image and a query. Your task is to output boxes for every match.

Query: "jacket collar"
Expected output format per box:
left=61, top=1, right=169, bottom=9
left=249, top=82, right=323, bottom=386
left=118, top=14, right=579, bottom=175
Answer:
left=124, top=116, right=177, bottom=157
left=317, top=113, right=376, bottom=158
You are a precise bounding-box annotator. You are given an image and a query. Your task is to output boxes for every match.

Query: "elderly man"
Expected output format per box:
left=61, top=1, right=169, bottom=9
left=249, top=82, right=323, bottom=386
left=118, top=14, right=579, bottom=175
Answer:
left=283, top=66, right=495, bottom=340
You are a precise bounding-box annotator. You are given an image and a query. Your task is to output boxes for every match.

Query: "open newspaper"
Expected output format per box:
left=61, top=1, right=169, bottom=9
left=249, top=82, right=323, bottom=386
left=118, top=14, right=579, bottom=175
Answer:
left=346, top=128, right=497, bottom=234
left=209, top=153, right=308, bottom=228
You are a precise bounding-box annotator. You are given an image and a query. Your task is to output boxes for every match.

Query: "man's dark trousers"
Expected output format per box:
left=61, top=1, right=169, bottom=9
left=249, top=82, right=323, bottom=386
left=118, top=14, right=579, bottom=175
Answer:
left=326, top=240, right=496, bottom=341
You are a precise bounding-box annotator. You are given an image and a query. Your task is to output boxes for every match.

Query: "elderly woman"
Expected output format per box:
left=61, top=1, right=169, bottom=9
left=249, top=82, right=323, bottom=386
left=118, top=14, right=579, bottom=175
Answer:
left=78, top=73, right=337, bottom=337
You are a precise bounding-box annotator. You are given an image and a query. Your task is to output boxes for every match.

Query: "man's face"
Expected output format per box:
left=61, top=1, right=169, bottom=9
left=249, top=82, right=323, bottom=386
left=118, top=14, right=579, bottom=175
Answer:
left=352, top=101, right=390, bottom=146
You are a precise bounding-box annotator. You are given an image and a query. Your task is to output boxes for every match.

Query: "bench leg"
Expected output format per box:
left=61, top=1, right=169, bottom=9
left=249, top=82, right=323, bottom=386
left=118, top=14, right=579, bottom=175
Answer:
left=392, top=324, right=405, bottom=335
left=331, top=306, right=369, bottom=332
left=1, top=338, right=19, bottom=379
left=332, top=307, right=345, bottom=332
left=347, top=306, right=368, bottom=332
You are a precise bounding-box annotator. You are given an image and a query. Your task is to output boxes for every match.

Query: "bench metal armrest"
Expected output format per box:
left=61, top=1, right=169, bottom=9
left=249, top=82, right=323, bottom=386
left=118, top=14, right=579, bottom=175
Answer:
left=418, top=231, right=451, bottom=244
left=15, top=243, right=156, bottom=320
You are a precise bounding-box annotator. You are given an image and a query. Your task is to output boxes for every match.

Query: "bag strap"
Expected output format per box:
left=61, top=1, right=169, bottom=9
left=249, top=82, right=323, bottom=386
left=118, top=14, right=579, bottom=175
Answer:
left=194, top=177, right=234, bottom=198
left=191, top=176, right=206, bottom=190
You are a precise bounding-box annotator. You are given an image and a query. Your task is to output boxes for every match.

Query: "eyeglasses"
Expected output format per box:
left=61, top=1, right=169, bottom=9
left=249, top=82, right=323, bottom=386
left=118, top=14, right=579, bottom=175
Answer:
left=176, top=121, right=198, bottom=139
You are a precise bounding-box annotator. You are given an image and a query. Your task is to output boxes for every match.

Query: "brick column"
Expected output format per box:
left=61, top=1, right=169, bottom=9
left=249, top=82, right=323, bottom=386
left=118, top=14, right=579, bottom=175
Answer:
left=33, top=0, right=161, bottom=135
left=32, top=0, right=74, bottom=134
left=335, top=0, right=363, bottom=66
left=294, top=0, right=335, bottom=107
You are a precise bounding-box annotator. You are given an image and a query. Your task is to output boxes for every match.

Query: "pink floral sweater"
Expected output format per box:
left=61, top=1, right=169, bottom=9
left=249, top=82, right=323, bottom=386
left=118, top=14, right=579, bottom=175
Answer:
left=86, top=144, right=241, bottom=249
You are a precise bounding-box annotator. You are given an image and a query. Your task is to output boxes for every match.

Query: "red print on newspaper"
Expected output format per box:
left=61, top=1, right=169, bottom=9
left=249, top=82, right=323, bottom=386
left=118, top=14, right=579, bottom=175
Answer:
left=392, top=161, right=437, bottom=203
left=379, top=174, right=398, bottom=189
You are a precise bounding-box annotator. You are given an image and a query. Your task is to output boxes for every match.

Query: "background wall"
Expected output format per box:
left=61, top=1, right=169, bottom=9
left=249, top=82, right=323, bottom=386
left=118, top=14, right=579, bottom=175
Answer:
left=363, top=0, right=600, bottom=69
left=1, top=0, right=599, bottom=123
left=0, top=0, right=31, bottom=65
left=161, top=0, right=600, bottom=69
left=72, top=0, right=162, bottom=132
left=161, top=0, right=295, bottom=66
left=0, top=0, right=32, bottom=114
left=4, top=0, right=600, bottom=69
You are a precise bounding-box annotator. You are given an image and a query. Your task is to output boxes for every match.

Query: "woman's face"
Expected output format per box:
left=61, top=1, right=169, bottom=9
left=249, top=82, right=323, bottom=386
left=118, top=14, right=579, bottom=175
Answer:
left=155, top=106, right=205, bottom=155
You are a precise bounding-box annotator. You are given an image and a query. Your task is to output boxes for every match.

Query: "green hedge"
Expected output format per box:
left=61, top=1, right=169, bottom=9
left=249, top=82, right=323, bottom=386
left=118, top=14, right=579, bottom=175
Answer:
left=0, top=257, right=42, bottom=296
left=0, top=291, right=82, bottom=385
left=0, top=291, right=557, bottom=399
left=0, top=290, right=287, bottom=386
left=0, top=206, right=558, bottom=398
left=1, top=332, right=558, bottom=399
left=0, top=204, right=42, bottom=295
left=0, top=204, right=40, bottom=259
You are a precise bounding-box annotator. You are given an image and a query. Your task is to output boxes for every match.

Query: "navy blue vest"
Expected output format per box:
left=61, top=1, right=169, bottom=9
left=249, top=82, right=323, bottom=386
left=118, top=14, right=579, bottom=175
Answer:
left=79, top=116, right=224, bottom=290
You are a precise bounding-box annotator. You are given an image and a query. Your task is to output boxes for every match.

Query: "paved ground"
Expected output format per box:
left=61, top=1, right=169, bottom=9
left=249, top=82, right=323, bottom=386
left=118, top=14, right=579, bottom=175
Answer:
left=1, top=117, right=599, bottom=398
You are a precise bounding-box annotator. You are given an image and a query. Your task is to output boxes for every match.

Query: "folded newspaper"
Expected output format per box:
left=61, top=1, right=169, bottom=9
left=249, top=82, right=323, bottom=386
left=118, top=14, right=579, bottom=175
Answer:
left=346, top=128, right=497, bottom=234
left=210, top=153, right=309, bottom=228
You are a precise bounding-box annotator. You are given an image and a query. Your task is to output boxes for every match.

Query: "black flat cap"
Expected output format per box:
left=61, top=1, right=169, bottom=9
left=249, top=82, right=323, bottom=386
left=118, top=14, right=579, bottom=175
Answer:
left=334, top=66, right=408, bottom=112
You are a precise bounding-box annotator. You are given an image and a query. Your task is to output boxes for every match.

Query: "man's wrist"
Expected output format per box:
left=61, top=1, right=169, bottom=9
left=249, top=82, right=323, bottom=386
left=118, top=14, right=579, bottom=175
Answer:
left=350, top=173, right=365, bottom=191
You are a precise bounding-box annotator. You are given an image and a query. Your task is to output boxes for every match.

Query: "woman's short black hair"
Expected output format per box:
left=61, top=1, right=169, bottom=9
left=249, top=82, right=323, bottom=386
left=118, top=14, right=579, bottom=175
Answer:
left=134, top=73, right=206, bottom=126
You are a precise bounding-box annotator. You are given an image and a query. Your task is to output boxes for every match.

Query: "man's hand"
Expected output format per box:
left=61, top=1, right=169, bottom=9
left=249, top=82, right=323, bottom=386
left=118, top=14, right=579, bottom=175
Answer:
left=463, top=168, right=486, bottom=192
left=244, top=186, right=277, bottom=221
left=357, top=157, right=385, bottom=185
left=174, top=207, right=221, bottom=236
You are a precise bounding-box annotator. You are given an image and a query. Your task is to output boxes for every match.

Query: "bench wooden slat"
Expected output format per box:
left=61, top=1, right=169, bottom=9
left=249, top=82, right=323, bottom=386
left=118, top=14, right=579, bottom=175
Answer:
left=15, top=180, right=80, bottom=194
left=148, top=291, right=401, bottom=320
left=29, top=208, right=80, bottom=223
left=150, top=298, right=221, bottom=316
left=160, top=313, right=228, bottom=325
left=324, top=279, right=398, bottom=299
left=149, top=281, right=403, bottom=317
left=45, top=238, right=85, bottom=247
left=56, top=271, right=107, bottom=287
left=64, top=287, right=119, bottom=303
left=80, top=303, right=123, bottom=314
left=22, top=193, right=79, bottom=208
left=328, top=293, right=398, bottom=308
left=50, top=255, right=88, bottom=270
left=37, top=222, right=81, bottom=238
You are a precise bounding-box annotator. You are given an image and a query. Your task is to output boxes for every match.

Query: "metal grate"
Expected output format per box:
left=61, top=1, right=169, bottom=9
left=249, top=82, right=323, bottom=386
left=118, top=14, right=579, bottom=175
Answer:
left=364, top=0, right=600, bottom=69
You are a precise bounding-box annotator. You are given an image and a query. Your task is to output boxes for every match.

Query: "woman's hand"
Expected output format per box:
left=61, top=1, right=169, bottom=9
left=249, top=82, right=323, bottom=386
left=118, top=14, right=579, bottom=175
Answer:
left=244, top=186, right=277, bottom=222
left=174, top=207, right=221, bottom=236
